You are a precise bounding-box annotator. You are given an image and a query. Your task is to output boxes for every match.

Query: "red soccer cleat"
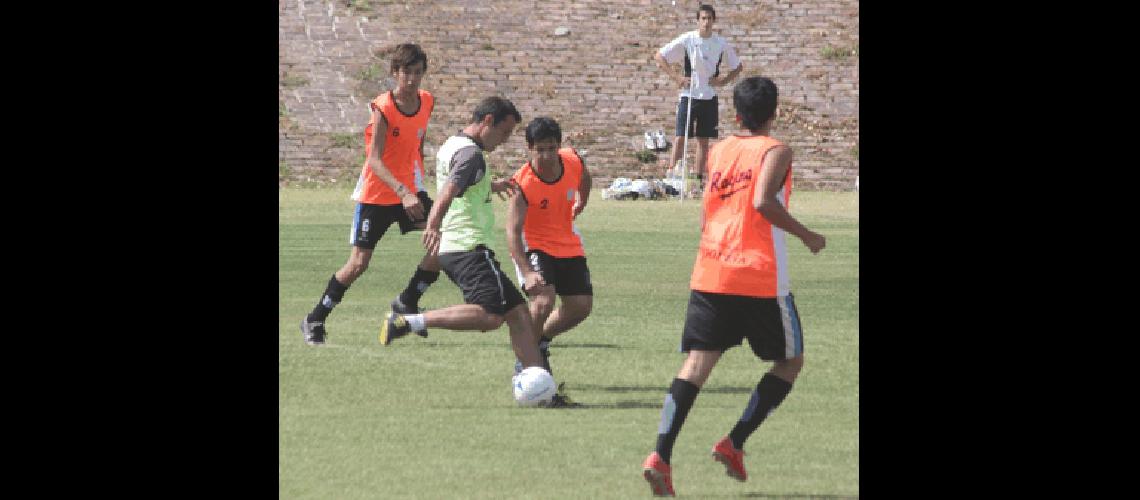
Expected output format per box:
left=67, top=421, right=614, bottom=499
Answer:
left=642, top=451, right=675, bottom=496
left=711, top=436, right=748, bottom=482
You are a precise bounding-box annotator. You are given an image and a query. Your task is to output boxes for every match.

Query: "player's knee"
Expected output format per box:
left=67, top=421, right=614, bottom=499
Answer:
left=532, top=294, right=555, bottom=319
left=564, top=296, right=591, bottom=320
left=576, top=298, right=593, bottom=319
left=344, top=258, right=369, bottom=278
left=563, top=304, right=590, bottom=325
left=420, top=254, right=441, bottom=272
left=480, top=313, right=505, bottom=331
left=679, top=351, right=719, bottom=387
left=775, top=355, right=804, bottom=377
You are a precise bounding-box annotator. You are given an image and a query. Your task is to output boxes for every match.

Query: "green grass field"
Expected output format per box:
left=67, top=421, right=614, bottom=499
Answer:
left=279, top=186, right=858, bottom=499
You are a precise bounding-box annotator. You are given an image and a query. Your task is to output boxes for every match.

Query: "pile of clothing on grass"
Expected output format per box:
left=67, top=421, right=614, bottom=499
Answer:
left=602, top=177, right=683, bottom=200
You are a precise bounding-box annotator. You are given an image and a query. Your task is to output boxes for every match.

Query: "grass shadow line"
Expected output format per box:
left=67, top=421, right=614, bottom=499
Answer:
left=571, top=384, right=753, bottom=394
left=742, top=494, right=858, bottom=499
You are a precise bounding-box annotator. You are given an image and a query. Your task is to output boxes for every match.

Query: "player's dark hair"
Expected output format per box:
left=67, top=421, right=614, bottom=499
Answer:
left=525, top=117, right=562, bottom=147
left=733, top=76, right=779, bottom=131
left=697, top=4, right=716, bottom=19
left=390, top=43, right=427, bottom=73
left=471, top=96, right=522, bottom=126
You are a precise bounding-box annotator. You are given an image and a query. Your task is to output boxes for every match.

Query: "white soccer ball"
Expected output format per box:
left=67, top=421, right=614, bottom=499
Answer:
left=513, top=366, right=556, bottom=406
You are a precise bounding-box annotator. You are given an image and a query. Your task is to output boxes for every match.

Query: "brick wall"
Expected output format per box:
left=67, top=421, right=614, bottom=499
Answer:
left=279, top=0, right=858, bottom=190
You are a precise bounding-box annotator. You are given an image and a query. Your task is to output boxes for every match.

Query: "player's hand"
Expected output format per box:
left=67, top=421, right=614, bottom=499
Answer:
left=401, top=192, right=424, bottom=221
left=422, top=227, right=441, bottom=255
left=524, top=270, right=547, bottom=292
left=709, top=76, right=722, bottom=87
left=491, top=178, right=518, bottom=201
left=572, top=199, right=586, bottom=218
left=801, top=231, right=826, bottom=254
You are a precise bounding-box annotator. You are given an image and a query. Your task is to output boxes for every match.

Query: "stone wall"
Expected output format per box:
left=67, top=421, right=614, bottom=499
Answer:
left=279, top=0, right=858, bottom=190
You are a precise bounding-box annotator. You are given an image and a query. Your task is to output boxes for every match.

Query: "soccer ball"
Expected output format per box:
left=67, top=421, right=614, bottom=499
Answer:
left=513, top=366, right=556, bottom=406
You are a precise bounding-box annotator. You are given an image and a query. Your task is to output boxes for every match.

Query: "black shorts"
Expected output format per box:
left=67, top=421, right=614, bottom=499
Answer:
left=675, top=96, right=719, bottom=138
left=438, top=245, right=526, bottom=316
left=514, top=250, right=593, bottom=296
left=349, top=192, right=434, bottom=249
left=680, top=290, right=805, bottom=361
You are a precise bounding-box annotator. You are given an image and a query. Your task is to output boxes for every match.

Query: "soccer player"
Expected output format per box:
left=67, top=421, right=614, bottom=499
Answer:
left=301, top=43, right=443, bottom=346
left=505, top=117, right=593, bottom=407
left=641, top=77, right=826, bottom=496
left=654, top=3, right=742, bottom=194
left=379, top=96, right=546, bottom=377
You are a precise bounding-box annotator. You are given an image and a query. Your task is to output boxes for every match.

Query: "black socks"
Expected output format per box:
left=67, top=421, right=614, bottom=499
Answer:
left=654, top=378, right=701, bottom=464
left=728, top=373, right=794, bottom=450
left=398, top=266, right=440, bottom=309
left=309, top=275, right=348, bottom=321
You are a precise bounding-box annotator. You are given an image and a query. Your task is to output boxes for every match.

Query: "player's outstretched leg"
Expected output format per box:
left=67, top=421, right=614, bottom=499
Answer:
left=379, top=311, right=429, bottom=345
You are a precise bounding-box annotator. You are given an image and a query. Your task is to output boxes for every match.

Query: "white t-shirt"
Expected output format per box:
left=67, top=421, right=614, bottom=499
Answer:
left=658, top=31, right=741, bottom=101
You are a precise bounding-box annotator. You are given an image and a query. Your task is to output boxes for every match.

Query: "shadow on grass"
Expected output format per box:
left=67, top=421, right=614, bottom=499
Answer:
left=413, top=340, right=509, bottom=348
left=681, top=493, right=854, bottom=499
left=742, top=494, right=857, bottom=499
left=549, top=342, right=624, bottom=349
left=571, top=400, right=662, bottom=409
left=407, top=341, right=625, bottom=351
left=404, top=338, right=623, bottom=349
left=572, top=384, right=753, bottom=394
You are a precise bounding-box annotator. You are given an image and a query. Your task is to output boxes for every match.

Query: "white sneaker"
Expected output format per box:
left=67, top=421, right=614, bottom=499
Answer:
left=644, top=132, right=656, bottom=151
left=654, top=130, right=668, bottom=150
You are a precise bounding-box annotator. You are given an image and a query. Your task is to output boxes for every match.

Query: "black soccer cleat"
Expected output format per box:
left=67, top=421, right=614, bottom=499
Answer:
left=390, top=298, right=429, bottom=338
left=300, top=316, right=327, bottom=346
left=379, top=312, right=410, bottom=345
left=379, top=312, right=427, bottom=345
left=542, top=393, right=582, bottom=408
left=390, top=297, right=419, bottom=315
left=542, top=383, right=583, bottom=408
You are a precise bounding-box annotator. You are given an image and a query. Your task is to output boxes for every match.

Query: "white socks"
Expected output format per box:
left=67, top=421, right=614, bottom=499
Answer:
left=406, top=314, right=426, bottom=332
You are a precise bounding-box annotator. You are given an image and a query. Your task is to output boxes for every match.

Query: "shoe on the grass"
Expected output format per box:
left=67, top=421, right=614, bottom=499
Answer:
left=300, top=316, right=326, bottom=346
left=711, top=436, right=747, bottom=482
left=642, top=451, right=675, bottom=497
left=390, top=298, right=428, bottom=337
left=379, top=311, right=414, bottom=345
left=541, top=392, right=582, bottom=408
left=644, top=131, right=656, bottom=151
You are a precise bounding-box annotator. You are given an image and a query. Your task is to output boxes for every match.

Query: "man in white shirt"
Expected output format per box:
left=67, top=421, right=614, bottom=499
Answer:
left=654, top=4, right=743, bottom=192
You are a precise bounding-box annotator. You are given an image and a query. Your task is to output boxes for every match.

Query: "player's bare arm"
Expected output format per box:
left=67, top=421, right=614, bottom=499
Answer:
left=506, top=191, right=546, bottom=291
left=574, top=156, right=591, bottom=218
left=422, top=180, right=461, bottom=255
left=711, top=64, right=743, bottom=87
left=654, top=52, right=690, bottom=89
left=491, top=177, right=519, bottom=201
left=753, top=146, right=825, bottom=254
